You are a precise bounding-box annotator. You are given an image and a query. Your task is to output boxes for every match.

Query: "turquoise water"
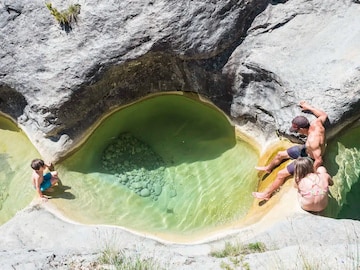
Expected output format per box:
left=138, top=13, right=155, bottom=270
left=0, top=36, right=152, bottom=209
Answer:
left=0, top=116, right=40, bottom=224
left=53, top=94, right=259, bottom=237
left=324, top=124, right=360, bottom=220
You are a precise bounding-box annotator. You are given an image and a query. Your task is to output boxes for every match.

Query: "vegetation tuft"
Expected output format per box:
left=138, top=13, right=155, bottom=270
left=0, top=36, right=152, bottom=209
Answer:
left=210, top=241, right=267, bottom=270
left=99, top=248, right=164, bottom=270
left=45, top=2, right=81, bottom=32
left=210, top=241, right=267, bottom=258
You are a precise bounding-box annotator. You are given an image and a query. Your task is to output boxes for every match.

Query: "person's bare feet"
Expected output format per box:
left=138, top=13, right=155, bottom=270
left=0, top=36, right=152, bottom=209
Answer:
left=255, top=166, right=272, bottom=174
left=252, top=192, right=270, bottom=200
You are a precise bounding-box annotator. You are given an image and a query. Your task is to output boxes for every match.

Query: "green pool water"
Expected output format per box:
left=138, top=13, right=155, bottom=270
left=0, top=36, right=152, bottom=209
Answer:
left=0, top=115, right=40, bottom=224
left=324, top=124, right=360, bottom=220
left=54, top=94, right=259, bottom=238
left=3, top=94, right=359, bottom=238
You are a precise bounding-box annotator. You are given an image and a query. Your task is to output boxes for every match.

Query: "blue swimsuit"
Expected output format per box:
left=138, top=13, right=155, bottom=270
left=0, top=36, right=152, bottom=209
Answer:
left=40, top=172, right=52, bottom=191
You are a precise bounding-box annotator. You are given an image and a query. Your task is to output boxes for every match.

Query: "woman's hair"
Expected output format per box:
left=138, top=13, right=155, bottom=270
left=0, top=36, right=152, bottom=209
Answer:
left=294, top=157, right=314, bottom=184
left=31, top=158, right=45, bottom=170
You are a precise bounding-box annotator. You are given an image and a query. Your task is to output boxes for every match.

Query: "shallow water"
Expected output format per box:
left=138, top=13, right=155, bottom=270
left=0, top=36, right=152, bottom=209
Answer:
left=2, top=94, right=359, bottom=238
left=0, top=116, right=40, bottom=224
left=324, top=124, right=360, bottom=220
left=52, top=94, right=259, bottom=238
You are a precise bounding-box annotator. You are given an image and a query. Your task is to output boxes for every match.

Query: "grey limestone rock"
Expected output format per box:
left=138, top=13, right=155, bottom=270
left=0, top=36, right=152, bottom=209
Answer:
left=0, top=0, right=359, bottom=159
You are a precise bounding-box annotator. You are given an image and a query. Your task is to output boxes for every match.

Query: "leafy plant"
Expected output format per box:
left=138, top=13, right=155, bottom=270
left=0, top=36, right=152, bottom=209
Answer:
left=46, top=2, right=81, bottom=31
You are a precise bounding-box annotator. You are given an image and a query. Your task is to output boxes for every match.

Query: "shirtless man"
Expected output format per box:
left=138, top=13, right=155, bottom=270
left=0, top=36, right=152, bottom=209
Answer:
left=31, top=158, right=59, bottom=201
left=253, top=101, right=328, bottom=200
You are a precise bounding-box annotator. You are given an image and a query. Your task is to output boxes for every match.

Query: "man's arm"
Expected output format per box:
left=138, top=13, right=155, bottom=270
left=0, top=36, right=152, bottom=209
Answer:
left=312, top=149, right=323, bottom=170
left=299, top=101, right=328, bottom=124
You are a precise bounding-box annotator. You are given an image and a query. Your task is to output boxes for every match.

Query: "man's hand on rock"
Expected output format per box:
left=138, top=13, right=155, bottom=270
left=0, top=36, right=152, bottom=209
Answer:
left=299, top=100, right=311, bottom=111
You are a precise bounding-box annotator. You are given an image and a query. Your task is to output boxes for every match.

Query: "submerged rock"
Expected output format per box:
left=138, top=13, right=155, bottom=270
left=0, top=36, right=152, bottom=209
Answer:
left=140, top=188, right=151, bottom=197
left=102, top=133, right=166, bottom=200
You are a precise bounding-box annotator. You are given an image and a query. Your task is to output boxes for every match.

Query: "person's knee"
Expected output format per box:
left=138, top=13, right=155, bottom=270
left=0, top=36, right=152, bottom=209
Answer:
left=277, top=169, right=290, bottom=180
left=275, top=151, right=288, bottom=161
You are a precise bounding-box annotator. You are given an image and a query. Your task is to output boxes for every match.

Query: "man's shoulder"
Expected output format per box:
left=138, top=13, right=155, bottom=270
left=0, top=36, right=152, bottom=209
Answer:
left=310, top=118, right=325, bottom=128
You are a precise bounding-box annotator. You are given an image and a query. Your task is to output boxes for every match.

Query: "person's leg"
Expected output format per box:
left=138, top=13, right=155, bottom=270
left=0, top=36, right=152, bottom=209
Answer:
left=50, top=171, right=59, bottom=186
left=252, top=167, right=291, bottom=200
left=255, top=150, right=290, bottom=173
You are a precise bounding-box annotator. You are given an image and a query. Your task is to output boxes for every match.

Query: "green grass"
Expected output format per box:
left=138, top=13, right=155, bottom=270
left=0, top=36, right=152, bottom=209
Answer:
left=99, top=248, right=163, bottom=270
left=210, top=241, right=267, bottom=270
left=95, top=229, right=165, bottom=270
left=210, top=241, right=267, bottom=258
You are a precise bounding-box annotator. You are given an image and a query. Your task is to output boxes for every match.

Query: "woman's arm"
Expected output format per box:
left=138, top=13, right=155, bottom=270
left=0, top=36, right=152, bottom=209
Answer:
left=317, top=166, right=333, bottom=186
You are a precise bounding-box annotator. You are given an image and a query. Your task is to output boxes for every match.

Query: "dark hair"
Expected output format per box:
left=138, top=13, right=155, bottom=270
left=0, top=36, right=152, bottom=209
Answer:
left=31, top=159, right=45, bottom=170
left=294, top=157, right=314, bottom=184
left=290, top=116, right=310, bottom=132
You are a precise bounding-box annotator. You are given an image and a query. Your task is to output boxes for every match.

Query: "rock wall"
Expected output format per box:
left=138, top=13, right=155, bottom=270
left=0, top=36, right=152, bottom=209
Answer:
left=225, top=0, right=360, bottom=140
left=1, top=0, right=360, bottom=160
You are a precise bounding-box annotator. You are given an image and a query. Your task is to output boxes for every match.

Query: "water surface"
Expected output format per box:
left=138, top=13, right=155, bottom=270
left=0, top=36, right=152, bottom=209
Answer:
left=53, top=94, right=259, bottom=239
left=1, top=96, right=359, bottom=239
left=0, top=115, right=39, bottom=224
left=324, top=124, right=360, bottom=220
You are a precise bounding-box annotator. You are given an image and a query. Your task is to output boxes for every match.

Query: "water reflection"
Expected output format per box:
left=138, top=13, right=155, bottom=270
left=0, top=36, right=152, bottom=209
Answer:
left=324, top=124, right=360, bottom=220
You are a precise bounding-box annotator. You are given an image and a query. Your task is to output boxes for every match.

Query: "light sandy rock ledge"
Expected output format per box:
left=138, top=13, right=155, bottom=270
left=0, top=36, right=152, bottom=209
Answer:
left=1, top=184, right=359, bottom=269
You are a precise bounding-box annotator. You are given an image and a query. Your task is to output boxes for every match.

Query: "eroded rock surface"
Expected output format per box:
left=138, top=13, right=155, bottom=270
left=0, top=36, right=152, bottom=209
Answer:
left=1, top=0, right=360, bottom=268
left=1, top=0, right=359, bottom=160
left=0, top=0, right=267, bottom=160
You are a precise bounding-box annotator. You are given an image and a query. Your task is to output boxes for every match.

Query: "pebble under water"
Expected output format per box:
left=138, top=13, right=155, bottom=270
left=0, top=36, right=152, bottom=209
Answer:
left=102, top=133, right=167, bottom=200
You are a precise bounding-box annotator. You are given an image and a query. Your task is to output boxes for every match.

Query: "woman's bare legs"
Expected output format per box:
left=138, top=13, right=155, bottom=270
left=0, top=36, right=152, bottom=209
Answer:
left=252, top=168, right=291, bottom=200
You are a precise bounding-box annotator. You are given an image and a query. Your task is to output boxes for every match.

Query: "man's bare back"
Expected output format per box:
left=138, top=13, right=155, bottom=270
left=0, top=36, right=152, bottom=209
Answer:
left=253, top=101, right=328, bottom=200
left=300, top=101, right=327, bottom=170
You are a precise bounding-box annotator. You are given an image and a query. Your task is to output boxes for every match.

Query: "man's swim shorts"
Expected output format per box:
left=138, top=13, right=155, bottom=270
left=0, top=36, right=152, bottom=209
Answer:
left=286, top=145, right=310, bottom=175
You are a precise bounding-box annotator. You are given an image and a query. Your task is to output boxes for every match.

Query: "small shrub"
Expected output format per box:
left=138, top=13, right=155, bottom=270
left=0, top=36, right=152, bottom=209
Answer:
left=46, top=2, right=81, bottom=31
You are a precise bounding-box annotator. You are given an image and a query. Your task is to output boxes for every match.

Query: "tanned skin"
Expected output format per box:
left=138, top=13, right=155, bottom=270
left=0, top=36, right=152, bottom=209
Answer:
left=252, top=101, right=328, bottom=200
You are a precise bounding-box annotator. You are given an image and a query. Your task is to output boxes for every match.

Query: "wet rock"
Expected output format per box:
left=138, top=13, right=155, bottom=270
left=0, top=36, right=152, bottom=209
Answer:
left=153, top=184, right=162, bottom=196
left=169, top=189, right=177, bottom=198
left=102, top=133, right=166, bottom=200
left=140, top=188, right=150, bottom=197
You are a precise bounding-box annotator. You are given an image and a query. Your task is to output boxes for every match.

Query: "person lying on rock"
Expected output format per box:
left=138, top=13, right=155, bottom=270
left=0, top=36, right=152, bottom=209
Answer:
left=253, top=100, right=328, bottom=200
left=31, top=158, right=59, bottom=202
left=293, top=157, right=333, bottom=213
